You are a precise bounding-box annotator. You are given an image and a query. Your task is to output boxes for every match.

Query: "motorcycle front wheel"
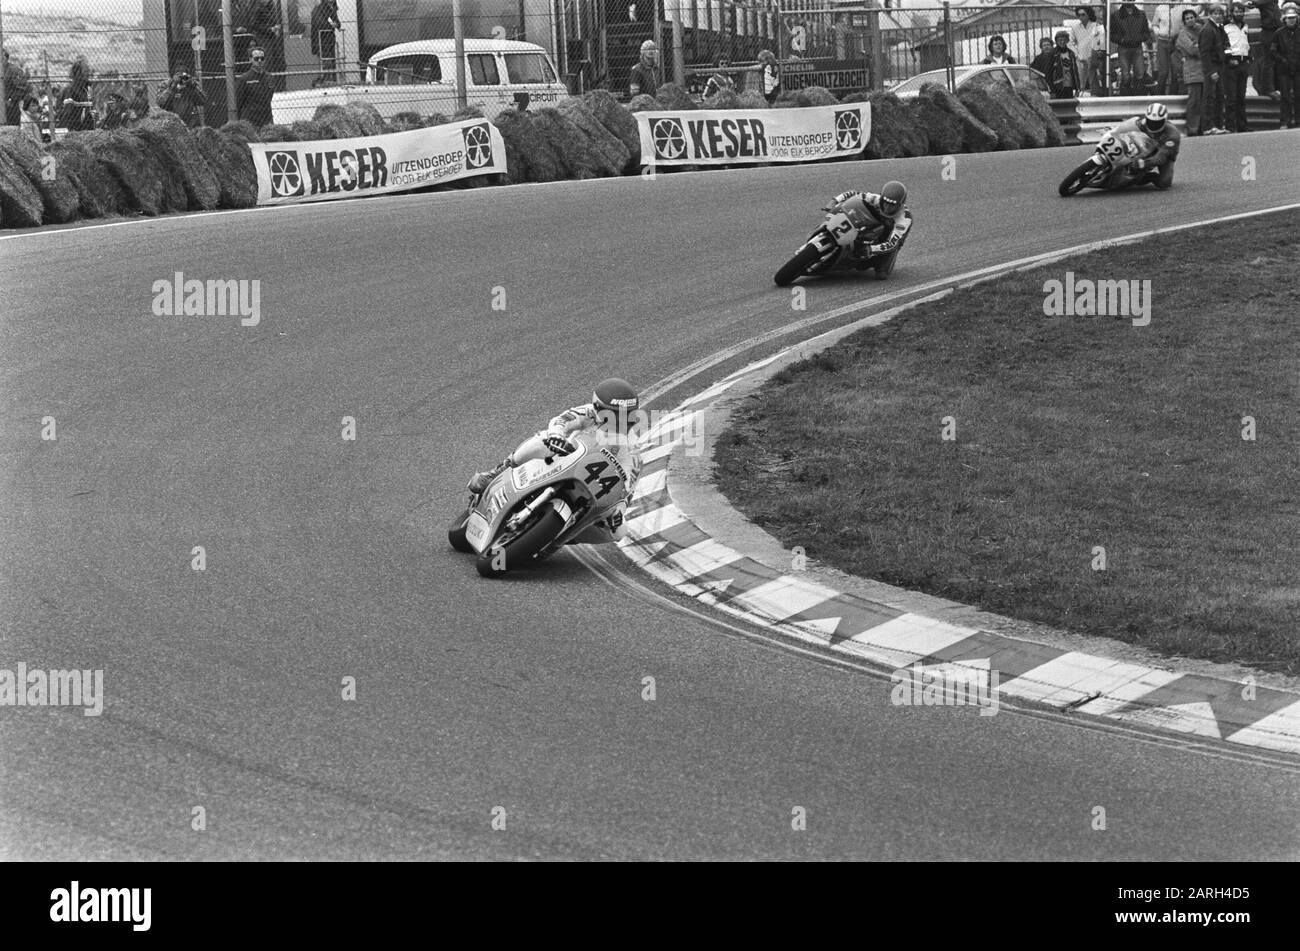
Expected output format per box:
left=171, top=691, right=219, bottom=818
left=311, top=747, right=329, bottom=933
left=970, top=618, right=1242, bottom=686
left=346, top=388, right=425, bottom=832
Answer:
left=475, top=505, right=566, bottom=578
left=1058, top=159, right=1102, bottom=197
left=774, top=242, right=827, bottom=286
left=448, top=506, right=474, bottom=552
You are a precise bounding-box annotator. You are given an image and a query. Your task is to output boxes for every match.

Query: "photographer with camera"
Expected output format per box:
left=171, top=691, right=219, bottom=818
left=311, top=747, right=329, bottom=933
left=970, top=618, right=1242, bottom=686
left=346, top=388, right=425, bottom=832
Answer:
left=158, top=69, right=207, bottom=128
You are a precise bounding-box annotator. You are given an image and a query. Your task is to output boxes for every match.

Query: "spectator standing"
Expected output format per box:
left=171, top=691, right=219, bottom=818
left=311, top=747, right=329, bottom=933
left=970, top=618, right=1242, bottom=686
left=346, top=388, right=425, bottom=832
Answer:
left=701, top=58, right=735, bottom=100
left=1250, top=0, right=1282, bottom=98
left=19, top=95, right=43, bottom=142
left=1070, top=6, right=1108, bottom=93
left=1112, top=2, right=1154, bottom=94
left=1031, top=37, right=1056, bottom=77
left=310, top=0, right=342, bottom=82
left=236, top=47, right=275, bottom=127
left=1224, top=3, right=1252, bottom=130
left=158, top=70, right=207, bottom=127
left=1047, top=31, right=1083, bottom=97
left=758, top=49, right=782, bottom=104
left=1273, top=2, right=1300, bottom=126
left=1154, top=4, right=1177, bottom=91
left=3, top=49, right=32, bottom=126
left=628, top=40, right=659, bottom=98
left=1199, top=4, right=1230, bottom=133
left=1177, top=8, right=1204, bottom=128
left=57, top=55, right=96, bottom=132
left=982, top=35, right=1016, bottom=64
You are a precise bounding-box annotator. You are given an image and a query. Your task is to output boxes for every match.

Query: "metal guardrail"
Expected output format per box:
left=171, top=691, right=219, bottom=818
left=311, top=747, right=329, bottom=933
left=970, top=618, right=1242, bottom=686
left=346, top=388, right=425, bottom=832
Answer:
left=1052, top=94, right=1284, bottom=144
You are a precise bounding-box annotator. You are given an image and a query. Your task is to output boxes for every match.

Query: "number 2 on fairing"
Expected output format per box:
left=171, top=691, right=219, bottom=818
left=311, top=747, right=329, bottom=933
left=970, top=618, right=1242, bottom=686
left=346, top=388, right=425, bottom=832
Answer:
left=830, top=214, right=854, bottom=236
left=583, top=461, right=620, bottom=499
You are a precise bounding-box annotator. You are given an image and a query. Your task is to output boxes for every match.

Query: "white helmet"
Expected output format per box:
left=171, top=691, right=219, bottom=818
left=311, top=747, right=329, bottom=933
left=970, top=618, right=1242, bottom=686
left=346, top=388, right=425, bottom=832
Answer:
left=1142, top=102, right=1168, bottom=134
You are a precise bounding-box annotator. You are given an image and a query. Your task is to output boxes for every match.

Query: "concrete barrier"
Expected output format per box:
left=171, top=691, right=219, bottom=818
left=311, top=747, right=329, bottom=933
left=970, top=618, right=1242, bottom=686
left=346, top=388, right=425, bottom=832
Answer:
left=1052, top=94, right=1283, bottom=144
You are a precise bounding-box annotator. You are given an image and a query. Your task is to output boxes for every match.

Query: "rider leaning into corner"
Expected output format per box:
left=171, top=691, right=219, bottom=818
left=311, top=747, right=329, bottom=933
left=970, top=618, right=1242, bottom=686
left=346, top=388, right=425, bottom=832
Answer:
left=1096, top=102, right=1182, bottom=188
left=827, top=180, right=913, bottom=265
left=466, top=378, right=643, bottom=542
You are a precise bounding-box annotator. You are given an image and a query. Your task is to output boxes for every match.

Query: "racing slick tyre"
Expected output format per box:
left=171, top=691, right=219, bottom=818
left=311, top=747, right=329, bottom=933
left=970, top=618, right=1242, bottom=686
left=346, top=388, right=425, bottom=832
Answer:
left=1058, top=159, right=1102, bottom=197
left=448, top=507, right=474, bottom=553
left=774, top=243, right=825, bottom=287
left=475, top=505, right=566, bottom=578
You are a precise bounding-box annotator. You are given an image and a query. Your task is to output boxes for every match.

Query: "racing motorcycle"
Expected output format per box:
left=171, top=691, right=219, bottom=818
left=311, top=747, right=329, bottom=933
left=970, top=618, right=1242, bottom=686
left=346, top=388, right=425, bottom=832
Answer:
left=773, top=194, right=911, bottom=286
left=1058, top=127, right=1168, bottom=196
left=448, top=430, right=635, bottom=578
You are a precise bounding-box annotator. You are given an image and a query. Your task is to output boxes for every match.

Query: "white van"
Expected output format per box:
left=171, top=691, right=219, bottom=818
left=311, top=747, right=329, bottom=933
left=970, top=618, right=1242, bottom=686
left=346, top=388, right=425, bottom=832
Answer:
left=271, top=39, right=568, bottom=125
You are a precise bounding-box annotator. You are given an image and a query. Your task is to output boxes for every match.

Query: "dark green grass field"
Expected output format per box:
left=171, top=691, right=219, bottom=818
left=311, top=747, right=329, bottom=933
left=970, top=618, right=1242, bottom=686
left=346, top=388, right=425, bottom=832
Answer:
left=715, top=211, right=1300, bottom=674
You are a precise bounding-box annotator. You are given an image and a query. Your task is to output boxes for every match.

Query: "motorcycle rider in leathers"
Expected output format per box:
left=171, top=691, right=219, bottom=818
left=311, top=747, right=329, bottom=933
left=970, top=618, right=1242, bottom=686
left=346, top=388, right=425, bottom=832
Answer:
left=466, top=378, right=642, bottom=542
left=1092, top=102, right=1182, bottom=188
left=826, top=179, right=912, bottom=266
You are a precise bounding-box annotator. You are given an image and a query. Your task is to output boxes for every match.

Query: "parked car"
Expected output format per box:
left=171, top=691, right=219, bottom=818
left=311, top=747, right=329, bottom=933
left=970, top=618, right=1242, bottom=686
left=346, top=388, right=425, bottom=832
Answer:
left=271, top=38, right=568, bottom=125
left=888, top=64, right=1050, bottom=99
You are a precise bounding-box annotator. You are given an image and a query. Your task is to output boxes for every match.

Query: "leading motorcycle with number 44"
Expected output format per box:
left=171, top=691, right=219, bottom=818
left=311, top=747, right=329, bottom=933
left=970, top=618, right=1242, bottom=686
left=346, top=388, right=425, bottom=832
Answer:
left=447, top=430, right=636, bottom=578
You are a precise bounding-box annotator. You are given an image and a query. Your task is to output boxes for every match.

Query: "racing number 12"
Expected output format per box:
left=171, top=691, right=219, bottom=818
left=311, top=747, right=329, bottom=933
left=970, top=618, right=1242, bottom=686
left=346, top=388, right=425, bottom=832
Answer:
left=584, top=461, right=620, bottom=499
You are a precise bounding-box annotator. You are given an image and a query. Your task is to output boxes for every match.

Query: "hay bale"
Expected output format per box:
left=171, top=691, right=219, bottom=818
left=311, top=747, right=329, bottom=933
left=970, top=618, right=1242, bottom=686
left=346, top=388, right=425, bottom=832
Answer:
left=258, top=123, right=299, bottom=142
left=289, top=119, right=331, bottom=141
left=493, top=110, right=562, bottom=183
left=0, top=148, right=43, bottom=227
left=529, top=107, right=600, bottom=179
left=220, top=119, right=262, bottom=144
left=192, top=127, right=256, bottom=209
left=451, top=105, right=486, bottom=123
left=908, top=96, right=963, bottom=155
left=653, top=83, right=696, bottom=111
left=860, top=92, right=927, bottom=159
left=736, top=90, right=770, bottom=109
left=126, top=126, right=194, bottom=212
left=796, top=85, right=838, bottom=107
left=313, top=104, right=364, bottom=138
left=556, top=96, right=629, bottom=176
left=0, top=128, right=81, bottom=223
left=772, top=90, right=802, bottom=107
left=583, top=89, right=640, bottom=167
left=490, top=111, right=529, bottom=184
left=343, top=101, right=386, bottom=136
left=48, top=137, right=129, bottom=218
left=81, top=128, right=173, bottom=215
left=1015, top=83, right=1065, bottom=147
left=389, top=110, right=423, bottom=129
left=423, top=113, right=452, bottom=127
left=703, top=88, right=742, bottom=109
left=626, top=93, right=659, bottom=114
left=919, top=83, right=998, bottom=153
left=137, top=111, right=221, bottom=210
left=957, top=86, right=1023, bottom=151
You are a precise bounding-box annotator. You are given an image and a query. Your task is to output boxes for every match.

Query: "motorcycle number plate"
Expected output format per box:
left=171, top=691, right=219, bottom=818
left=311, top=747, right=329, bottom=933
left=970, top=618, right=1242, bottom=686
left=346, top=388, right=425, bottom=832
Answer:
left=465, top=511, right=491, bottom=553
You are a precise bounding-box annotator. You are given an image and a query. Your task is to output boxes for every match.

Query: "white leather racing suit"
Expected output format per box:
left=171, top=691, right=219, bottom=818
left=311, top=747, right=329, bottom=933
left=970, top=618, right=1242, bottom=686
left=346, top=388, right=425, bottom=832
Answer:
left=829, top=190, right=913, bottom=260
left=507, top=402, right=642, bottom=542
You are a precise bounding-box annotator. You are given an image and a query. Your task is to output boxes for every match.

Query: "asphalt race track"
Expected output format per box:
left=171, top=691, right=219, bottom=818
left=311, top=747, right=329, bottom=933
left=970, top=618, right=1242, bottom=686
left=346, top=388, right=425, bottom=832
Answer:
left=2, top=132, right=1299, bottom=860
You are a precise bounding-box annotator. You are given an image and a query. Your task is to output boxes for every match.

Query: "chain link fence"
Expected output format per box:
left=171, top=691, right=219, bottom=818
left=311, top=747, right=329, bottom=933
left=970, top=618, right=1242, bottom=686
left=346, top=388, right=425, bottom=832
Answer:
left=0, top=0, right=1283, bottom=137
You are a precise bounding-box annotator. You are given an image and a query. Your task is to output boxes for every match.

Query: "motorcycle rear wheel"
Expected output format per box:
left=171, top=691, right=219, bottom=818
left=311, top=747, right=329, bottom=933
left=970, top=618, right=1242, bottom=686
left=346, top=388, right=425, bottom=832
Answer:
left=774, top=242, right=826, bottom=286
left=1058, top=159, right=1101, bottom=197
left=475, top=505, right=566, bottom=578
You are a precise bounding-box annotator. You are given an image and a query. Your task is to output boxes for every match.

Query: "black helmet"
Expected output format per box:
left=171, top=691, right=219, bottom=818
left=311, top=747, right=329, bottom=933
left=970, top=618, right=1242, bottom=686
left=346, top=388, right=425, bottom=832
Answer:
left=593, top=378, right=640, bottom=432
left=879, top=180, right=908, bottom=216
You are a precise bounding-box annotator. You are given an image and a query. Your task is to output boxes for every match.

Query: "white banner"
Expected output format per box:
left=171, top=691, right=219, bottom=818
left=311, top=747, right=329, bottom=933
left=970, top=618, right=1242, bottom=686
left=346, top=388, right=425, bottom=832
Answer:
left=249, top=119, right=507, bottom=206
left=636, top=104, right=870, bottom=167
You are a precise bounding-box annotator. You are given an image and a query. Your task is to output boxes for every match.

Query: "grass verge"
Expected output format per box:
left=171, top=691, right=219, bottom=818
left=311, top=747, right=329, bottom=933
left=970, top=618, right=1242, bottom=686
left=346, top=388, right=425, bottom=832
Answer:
left=714, top=211, right=1300, bottom=675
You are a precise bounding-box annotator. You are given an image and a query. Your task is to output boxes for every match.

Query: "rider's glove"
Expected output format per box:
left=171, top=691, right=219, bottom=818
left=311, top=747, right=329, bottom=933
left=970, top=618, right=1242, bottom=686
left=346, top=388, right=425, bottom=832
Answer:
left=868, top=243, right=887, bottom=256
left=1133, top=158, right=1146, bottom=171
left=606, top=508, right=624, bottom=532
left=543, top=432, right=570, bottom=455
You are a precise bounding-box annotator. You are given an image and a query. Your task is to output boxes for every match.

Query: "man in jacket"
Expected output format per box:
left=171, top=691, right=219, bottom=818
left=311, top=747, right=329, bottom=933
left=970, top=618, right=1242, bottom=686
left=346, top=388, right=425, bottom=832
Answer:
left=1250, top=0, right=1283, bottom=98
left=1274, top=2, right=1300, bottom=126
left=1070, top=6, right=1108, bottom=93
left=1112, top=2, right=1154, bottom=94
left=2, top=49, right=31, bottom=126
left=1223, top=3, right=1253, bottom=131
left=158, top=70, right=207, bottom=127
left=628, top=40, right=659, bottom=98
left=1177, top=9, right=1206, bottom=132
left=235, top=47, right=274, bottom=127
left=1199, top=4, right=1230, bottom=134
